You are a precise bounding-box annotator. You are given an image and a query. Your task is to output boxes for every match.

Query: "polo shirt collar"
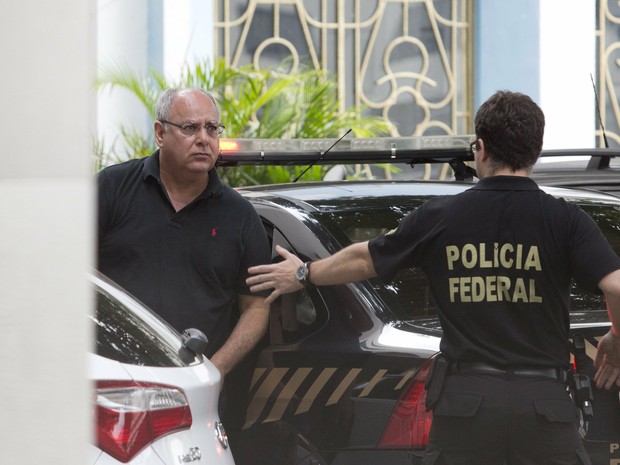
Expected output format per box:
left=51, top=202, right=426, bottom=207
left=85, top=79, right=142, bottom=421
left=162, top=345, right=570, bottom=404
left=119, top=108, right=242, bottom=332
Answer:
left=203, top=166, right=225, bottom=198
left=143, top=150, right=161, bottom=180
left=142, top=150, right=225, bottom=198
left=473, top=175, right=540, bottom=191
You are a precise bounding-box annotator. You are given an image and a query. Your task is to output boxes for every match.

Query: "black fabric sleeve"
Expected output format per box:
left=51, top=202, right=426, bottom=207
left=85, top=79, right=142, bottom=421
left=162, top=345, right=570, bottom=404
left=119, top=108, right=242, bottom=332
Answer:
left=236, top=204, right=271, bottom=297
left=569, top=205, right=620, bottom=292
left=369, top=204, right=430, bottom=282
left=96, top=169, right=111, bottom=254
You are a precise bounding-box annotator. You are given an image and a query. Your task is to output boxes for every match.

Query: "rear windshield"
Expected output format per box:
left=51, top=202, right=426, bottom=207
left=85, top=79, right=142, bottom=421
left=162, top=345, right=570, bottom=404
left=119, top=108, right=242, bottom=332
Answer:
left=91, top=286, right=199, bottom=367
left=317, top=201, right=620, bottom=322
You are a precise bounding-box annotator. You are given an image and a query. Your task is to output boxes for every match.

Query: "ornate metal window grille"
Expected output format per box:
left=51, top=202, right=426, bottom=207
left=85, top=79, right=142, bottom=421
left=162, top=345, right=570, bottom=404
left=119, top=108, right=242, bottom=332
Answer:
left=215, top=0, right=473, bottom=138
left=597, top=0, right=620, bottom=148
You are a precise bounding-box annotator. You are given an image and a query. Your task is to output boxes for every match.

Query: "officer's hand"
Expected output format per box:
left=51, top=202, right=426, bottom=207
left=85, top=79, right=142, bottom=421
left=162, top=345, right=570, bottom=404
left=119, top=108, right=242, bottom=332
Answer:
left=594, top=330, right=620, bottom=390
left=247, top=245, right=304, bottom=305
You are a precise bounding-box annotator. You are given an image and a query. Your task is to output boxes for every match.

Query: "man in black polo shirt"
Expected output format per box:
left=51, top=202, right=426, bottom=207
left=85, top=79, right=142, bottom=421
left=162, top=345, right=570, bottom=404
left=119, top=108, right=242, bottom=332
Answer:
left=97, top=87, right=271, bottom=382
left=246, top=91, right=620, bottom=464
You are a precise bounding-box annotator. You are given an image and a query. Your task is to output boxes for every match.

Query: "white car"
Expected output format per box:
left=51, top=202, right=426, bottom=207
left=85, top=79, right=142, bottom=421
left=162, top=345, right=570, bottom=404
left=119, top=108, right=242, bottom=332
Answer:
left=87, top=272, right=235, bottom=465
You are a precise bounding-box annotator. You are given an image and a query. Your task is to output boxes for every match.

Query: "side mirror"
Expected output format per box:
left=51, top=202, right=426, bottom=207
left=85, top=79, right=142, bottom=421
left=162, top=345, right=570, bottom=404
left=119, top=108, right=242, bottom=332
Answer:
left=181, top=328, right=208, bottom=355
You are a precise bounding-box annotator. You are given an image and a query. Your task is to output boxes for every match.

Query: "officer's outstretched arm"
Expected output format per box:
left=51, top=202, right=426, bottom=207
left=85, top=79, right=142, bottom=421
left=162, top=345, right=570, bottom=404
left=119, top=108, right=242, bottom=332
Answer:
left=247, top=242, right=377, bottom=305
left=307, top=241, right=377, bottom=286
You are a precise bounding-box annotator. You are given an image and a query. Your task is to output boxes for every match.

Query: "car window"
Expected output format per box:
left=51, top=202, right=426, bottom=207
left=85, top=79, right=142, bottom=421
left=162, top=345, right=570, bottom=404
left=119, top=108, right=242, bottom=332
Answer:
left=317, top=201, right=620, bottom=322
left=91, top=286, right=198, bottom=367
left=260, top=220, right=328, bottom=344
left=270, top=289, right=325, bottom=344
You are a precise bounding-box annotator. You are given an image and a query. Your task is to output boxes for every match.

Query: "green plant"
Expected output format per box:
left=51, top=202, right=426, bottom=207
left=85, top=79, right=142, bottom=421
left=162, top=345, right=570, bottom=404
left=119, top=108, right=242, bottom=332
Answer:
left=96, top=58, right=391, bottom=185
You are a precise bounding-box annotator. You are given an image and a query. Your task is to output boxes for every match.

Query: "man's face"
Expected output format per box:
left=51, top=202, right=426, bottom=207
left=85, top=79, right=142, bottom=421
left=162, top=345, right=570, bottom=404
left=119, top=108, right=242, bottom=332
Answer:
left=155, top=90, right=221, bottom=176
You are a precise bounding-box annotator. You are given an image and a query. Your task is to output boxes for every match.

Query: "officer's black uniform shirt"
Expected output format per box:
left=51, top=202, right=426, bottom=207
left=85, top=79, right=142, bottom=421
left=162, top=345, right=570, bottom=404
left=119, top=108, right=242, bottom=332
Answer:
left=369, top=176, right=620, bottom=368
left=97, top=151, right=271, bottom=356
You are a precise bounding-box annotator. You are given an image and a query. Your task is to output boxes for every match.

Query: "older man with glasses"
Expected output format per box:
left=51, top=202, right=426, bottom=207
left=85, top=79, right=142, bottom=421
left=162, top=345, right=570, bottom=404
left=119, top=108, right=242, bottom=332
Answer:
left=97, top=88, right=271, bottom=447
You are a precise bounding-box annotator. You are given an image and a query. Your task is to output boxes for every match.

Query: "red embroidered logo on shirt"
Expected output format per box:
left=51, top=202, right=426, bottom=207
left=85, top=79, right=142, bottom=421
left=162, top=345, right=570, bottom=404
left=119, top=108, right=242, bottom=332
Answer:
left=211, top=228, right=217, bottom=238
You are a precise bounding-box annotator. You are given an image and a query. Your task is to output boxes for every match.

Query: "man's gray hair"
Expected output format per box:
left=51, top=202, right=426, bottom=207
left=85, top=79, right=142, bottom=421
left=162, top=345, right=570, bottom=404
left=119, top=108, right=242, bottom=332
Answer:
left=155, top=88, right=220, bottom=121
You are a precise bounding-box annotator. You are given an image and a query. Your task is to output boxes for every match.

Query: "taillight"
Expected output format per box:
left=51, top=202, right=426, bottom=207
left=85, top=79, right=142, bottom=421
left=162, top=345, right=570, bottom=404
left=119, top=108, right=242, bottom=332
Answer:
left=378, top=358, right=434, bottom=449
left=95, top=380, right=193, bottom=463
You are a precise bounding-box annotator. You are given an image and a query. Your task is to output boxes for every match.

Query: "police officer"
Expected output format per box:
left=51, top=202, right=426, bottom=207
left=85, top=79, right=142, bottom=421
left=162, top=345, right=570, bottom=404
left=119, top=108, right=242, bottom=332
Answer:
left=246, top=90, right=620, bottom=465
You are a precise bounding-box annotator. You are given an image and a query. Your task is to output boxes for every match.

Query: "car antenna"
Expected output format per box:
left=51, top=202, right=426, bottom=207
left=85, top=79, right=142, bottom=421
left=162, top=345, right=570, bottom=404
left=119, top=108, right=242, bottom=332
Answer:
left=292, top=128, right=352, bottom=182
left=589, top=73, right=611, bottom=169
left=591, top=73, right=609, bottom=148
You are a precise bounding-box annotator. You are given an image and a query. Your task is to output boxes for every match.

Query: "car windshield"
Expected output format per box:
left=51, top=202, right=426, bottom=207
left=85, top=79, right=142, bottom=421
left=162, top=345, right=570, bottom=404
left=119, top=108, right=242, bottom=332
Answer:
left=316, top=200, right=620, bottom=322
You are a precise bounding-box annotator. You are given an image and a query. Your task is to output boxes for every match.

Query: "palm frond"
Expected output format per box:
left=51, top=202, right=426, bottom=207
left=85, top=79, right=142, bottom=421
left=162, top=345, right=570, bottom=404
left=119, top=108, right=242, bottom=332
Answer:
left=96, top=58, right=390, bottom=185
left=97, top=63, right=161, bottom=118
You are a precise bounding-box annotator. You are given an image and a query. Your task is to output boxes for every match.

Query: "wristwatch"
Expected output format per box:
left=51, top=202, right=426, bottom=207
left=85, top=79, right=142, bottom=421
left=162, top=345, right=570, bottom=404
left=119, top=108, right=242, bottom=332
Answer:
left=295, top=261, right=312, bottom=287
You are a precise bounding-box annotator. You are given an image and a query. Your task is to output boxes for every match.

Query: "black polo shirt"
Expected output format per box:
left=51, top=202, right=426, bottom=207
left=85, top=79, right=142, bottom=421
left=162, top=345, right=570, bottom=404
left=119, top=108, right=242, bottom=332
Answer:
left=369, top=176, right=620, bottom=368
left=97, top=152, right=271, bottom=355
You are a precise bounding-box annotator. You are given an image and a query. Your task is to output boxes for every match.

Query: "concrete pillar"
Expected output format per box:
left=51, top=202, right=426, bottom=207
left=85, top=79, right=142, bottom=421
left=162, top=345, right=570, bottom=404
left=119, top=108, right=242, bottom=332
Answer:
left=96, top=0, right=214, bottom=162
left=163, top=0, right=214, bottom=80
left=97, top=0, right=154, bottom=159
left=0, top=1, right=95, bottom=463
left=475, top=0, right=595, bottom=149
left=539, top=0, right=595, bottom=149
left=475, top=0, right=540, bottom=104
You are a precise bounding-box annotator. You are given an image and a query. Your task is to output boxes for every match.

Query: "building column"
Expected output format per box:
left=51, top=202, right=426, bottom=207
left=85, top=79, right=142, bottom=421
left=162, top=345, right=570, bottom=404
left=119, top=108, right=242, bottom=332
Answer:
left=163, top=0, right=214, bottom=80
left=475, top=0, right=595, bottom=149
left=97, top=0, right=214, bottom=161
left=0, top=1, right=96, bottom=463
left=539, top=0, right=595, bottom=149
left=97, top=0, right=156, bottom=159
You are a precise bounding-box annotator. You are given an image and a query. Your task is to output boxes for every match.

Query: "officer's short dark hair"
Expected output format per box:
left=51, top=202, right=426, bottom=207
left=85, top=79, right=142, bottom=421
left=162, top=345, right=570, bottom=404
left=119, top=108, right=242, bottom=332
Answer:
left=474, top=90, right=545, bottom=172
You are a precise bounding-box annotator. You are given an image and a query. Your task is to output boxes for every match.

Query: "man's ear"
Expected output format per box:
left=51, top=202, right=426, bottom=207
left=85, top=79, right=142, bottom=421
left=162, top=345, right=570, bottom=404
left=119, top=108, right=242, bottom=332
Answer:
left=154, top=121, right=165, bottom=147
left=477, top=139, right=489, bottom=162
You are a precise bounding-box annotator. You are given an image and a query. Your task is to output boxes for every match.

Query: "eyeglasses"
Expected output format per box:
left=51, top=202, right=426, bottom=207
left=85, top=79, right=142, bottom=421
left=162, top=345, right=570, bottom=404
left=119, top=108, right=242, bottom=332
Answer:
left=160, top=120, right=225, bottom=137
left=469, top=140, right=478, bottom=155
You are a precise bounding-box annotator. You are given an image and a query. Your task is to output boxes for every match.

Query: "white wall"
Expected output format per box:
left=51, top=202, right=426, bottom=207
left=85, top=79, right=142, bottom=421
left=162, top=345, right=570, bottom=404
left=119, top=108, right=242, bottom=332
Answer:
left=164, top=0, right=214, bottom=79
left=97, top=0, right=214, bottom=160
left=97, top=0, right=152, bottom=158
left=476, top=0, right=595, bottom=150
left=476, top=0, right=541, bottom=104
left=539, top=0, right=595, bottom=149
left=0, top=1, right=95, bottom=463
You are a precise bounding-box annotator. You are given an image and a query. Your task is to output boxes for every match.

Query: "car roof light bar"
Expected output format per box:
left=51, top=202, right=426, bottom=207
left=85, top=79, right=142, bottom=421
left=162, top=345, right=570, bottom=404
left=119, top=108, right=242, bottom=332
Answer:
left=218, top=135, right=475, bottom=166
left=218, top=136, right=619, bottom=169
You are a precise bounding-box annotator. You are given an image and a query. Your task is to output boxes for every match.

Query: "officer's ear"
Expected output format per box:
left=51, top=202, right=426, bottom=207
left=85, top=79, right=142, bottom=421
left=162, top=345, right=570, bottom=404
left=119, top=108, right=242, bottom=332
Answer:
left=477, top=139, right=489, bottom=161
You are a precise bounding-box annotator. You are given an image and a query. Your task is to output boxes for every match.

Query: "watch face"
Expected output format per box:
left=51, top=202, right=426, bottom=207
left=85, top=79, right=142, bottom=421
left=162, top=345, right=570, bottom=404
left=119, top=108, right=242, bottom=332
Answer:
left=296, top=264, right=307, bottom=281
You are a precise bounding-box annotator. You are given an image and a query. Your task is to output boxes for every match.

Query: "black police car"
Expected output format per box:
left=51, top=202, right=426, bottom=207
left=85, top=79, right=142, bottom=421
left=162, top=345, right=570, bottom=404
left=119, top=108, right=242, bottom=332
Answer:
left=530, top=148, right=620, bottom=196
left=219, top=136, right=620, bottom=465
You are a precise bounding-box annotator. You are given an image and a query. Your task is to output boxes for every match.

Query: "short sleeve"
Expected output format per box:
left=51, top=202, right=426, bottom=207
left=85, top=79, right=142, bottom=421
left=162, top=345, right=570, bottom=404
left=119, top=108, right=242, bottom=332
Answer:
left=369, top=202, right=435, bottom=282
left=236, top=204, right=271, bottom=297
left=569, top=206, right=620, bottom=291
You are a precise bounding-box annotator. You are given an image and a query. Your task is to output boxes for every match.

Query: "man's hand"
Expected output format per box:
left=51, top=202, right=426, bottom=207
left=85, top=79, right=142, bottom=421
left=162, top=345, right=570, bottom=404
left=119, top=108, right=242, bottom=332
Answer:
left=247, top=245, right=304, bottom=305
left=594, top=329, right=620, bottom=389
left=210, top=294, right=269, bottom=381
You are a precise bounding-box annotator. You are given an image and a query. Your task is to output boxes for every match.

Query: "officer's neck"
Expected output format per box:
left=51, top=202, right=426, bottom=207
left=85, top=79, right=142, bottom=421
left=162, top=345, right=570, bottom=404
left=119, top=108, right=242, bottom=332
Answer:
left=487, top=167, right=531, bottom=177
left=479, top=164, right=531, bottom=179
